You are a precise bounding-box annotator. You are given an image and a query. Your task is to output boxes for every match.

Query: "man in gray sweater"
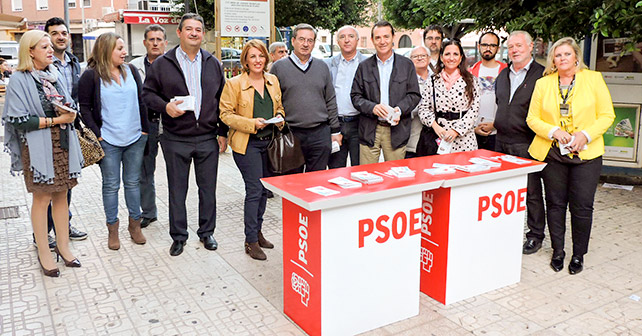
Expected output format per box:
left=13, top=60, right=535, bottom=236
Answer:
left=271, top=23, right=341, bottom=172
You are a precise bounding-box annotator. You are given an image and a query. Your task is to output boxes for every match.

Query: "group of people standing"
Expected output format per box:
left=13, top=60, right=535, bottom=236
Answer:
left=2, top=14, right=614, bottom=277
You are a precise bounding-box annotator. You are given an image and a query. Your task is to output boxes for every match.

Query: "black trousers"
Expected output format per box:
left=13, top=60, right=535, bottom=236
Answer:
left=475, top=134, right=496, bottom=151
left=495, top=140, right=546, bottom=241
left=291, top=124, right=331, bottom=172
left=541, top=146, right=602, bottom=256
left=140, top=120, right=160, bottom=219
left=160, top=134, right=219, bottom=241
left=233, top=137, right=270, bottom=243
left=329, top=117, right=360, bottom=168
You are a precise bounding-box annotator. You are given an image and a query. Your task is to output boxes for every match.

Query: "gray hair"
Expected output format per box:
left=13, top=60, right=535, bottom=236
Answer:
left=144, top=24, right=166, bottom=40
left=337, top=25, right=359, bottom=40
left=292, top=23, right=317, bottom=40
left=411, top=45, right=430, bottom=56
left=509, top=30, right=533, bottom=45
left=269, top=41, right=287, bottom=54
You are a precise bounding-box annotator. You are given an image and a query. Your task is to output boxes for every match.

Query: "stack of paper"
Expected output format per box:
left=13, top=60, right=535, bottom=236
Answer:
left=306, top=186, right=340, bottom=196
left=328, top=177, right=362, bottom=189
left=387, top=166, right=415, bottom=178
left=469, top=157, right=502, bottom=168
left=499, top=155, right=531, bottom=165
left=424, top=167, right=457, bottom=175
left=350, top=171, right=384, bottom=184
left=455, top=164, right=492, bottom=173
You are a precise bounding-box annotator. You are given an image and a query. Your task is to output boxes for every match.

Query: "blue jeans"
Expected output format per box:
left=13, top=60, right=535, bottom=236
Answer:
left=99, top=135, right=147, bottom=225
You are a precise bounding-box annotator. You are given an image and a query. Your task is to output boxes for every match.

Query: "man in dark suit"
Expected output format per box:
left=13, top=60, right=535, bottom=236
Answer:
left=351, top=21, right=421, bottom=164
left=493, top=30, right=547, bottom=255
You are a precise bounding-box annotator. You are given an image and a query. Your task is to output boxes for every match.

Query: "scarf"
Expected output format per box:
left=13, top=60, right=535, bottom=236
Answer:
left=2, top=65, right=83, bottom=183
left=440, top=68, right=461, bottom=91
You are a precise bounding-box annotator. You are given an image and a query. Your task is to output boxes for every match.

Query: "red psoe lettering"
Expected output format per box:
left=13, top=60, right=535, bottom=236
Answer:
left=358, top=219, right=374, bottom=248
left=409, top=208, right=422, bottom=235
left=504, top=190, right=516, bottom=215
left=375, top=215, right=390, bottom=244
left=391, top=212, right=407, bottom=239
left=517, top=188, right=527, bottom=212
left=478, top=196, right=490, bottom=221
left=491, top=193, right=502, bottom=218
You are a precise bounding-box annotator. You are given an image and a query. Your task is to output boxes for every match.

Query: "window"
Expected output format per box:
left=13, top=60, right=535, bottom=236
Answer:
left=11, top=0, right=22, bottom=11
left=83, top=0, right=91, bottom=7
left=68, top=0, right=76, bottom=8
left=37, top=0, right=48, bottom=10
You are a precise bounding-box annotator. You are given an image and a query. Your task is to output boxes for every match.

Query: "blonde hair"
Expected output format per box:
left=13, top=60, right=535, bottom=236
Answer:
left=17, top=30, right=50, bottom=72
left=87, top=32, right=127, bottom=84
left=241, top=40, right=270, bottom=73
left=544, top=37, right=587, bottom=76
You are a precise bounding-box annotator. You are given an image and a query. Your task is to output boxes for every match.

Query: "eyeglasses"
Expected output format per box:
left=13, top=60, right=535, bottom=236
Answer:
left=424, top=37, right=442, bottom=42
left=410, top=54, right=429, bottom=60
left=479, top=43, right=499, bottom=49
left=296, top=37, right=315, bottom=44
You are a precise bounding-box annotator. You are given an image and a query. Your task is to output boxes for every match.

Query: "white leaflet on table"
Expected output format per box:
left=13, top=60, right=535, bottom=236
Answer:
left=350, top=171, right=384, bottom=184
left=328, top=177, right=362, bottom=189
left=469, top=157, right=502, bottom=168
left=305, top=186, right=340, bottom=196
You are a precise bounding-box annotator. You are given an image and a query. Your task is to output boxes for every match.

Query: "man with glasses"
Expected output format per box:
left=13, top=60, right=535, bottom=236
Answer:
left=468, top=31, right=507, bottom=150
left=325, top=25, right=368, bottom=168
left=271, top=23, right=341, bottom=172
left=407, top=46, right=431, bottom=158
left=493, top=31, right=546, bottom=255
left=423, top=25, right=444, bottom=75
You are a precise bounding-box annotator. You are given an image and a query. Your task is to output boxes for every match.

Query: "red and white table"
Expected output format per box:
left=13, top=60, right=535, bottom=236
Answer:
left=261, top=150, right=545, bottom=335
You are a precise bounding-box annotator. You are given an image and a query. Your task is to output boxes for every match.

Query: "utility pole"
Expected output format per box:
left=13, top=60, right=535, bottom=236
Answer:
left=185, top=0, right=191, bottom=13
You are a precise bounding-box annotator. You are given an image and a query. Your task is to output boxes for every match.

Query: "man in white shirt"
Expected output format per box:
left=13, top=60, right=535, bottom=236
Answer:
left=468, top=31, right=507, bottom=150
left=325, top=25, right=368, bottom=168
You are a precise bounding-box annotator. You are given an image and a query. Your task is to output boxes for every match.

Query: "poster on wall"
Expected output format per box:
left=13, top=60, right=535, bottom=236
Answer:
left=603, top=103, right=640, bottom=162
left=220, top=0, right=270, bottom=37
left=595, top=36, right=642, bottom=73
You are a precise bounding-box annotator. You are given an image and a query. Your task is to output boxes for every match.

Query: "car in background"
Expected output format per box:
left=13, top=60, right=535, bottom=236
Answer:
left=221, top=47, right=242, bottom=77
left=0, top=41, right=19, bottom=68
left=394, top=48, right=414, bottom=58
left=312, top=43, right=340, bottom=59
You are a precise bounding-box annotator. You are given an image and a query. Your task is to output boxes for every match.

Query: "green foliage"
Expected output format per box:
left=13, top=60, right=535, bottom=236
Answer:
left=383, top=0, right=642, bottom=46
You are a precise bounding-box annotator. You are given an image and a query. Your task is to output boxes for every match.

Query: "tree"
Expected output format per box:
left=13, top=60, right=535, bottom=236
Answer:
left=383, top=0, right=642, bottom=46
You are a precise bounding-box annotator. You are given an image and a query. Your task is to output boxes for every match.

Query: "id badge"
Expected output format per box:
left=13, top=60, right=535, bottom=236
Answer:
left=560, top=103, right=570, bottom=117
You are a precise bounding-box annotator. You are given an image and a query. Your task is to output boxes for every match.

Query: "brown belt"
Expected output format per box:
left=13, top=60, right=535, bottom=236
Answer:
left=377, top=120, right=390, bottom=127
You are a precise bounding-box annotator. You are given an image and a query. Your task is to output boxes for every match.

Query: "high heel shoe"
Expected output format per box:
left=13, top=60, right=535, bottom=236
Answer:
left=54, top=246, right=81, bottom=267
left=37, top=256, right=60, bottom=277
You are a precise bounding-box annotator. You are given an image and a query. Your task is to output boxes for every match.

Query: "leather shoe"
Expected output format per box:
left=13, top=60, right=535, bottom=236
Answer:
left=140, top=217, right=157, bottom=228
left=568, top=255, right=584, bottom=275
left=550, top=251, right=565, bottom=272
left=522, top=239, right=542, bottom=255
left=245, top=242, right=267, bottom=260
left=169, top=240, right=185, bottom=256
left=200, top=235, right=218, bottom=250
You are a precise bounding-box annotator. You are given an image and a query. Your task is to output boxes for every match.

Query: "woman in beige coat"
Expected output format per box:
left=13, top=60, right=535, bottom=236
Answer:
left=220, top=40, right=285, bottom=260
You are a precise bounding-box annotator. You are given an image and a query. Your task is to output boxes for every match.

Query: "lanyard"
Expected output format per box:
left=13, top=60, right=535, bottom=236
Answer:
left=558, top=75, right=575, bottom=104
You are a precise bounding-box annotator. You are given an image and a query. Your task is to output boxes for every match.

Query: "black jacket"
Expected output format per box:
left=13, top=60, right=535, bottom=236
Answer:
left=494, top=61, right=545, bottom=144
left=351, top=53, right=421, bottom=149
left=78, top=64, right=149, bottom=138
left=142, top=46, right=228, bottom=138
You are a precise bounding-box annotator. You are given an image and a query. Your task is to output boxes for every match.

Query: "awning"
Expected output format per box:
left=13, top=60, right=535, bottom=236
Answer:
left=82, top=28, right=115, bottom=40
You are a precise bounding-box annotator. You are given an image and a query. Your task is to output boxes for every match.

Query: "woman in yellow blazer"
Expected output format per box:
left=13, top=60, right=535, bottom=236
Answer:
left=526, top=37, right=615, bottom=275
left=220, top=40, right=285, bottom=261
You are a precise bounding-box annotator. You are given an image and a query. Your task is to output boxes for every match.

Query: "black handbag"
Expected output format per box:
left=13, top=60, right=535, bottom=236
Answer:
left=267, top=122, right=305, bottom=174
left=416, top=77, right=439, bottom=156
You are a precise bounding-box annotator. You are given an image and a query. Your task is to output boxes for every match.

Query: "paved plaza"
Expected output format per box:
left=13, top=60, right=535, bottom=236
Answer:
left=1, top=119, right=642, bottom=335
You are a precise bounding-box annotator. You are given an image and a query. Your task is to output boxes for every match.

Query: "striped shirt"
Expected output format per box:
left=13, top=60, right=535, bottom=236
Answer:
left=53, top=53, right=73, bottom=97
left=176, top=46, right=203, bottom=119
